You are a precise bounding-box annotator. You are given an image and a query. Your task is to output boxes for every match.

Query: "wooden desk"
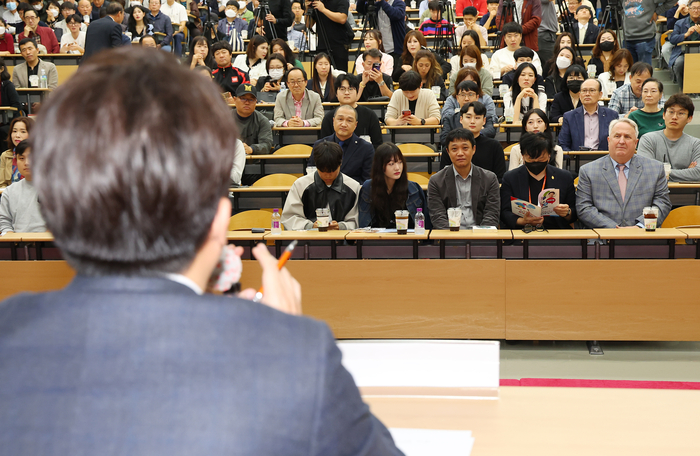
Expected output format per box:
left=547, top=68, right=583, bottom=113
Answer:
left=15, top=88, right=52, bottom=115
left=0, top=232, right=23, bottom=260
left=272, top=126, right=322, bottom=146
left=594, top=228, right=686, bottom=259
left=346, top=230, right=430, bottom=259
left=680, top=41, right=700, bottom=93
left=365, top=386, right=700, bottom=455
left=429, top=229, right=513, bottom=259
left=668, top=182, right=700, bottom=205
left=267, top=230, right=350, bottom=258
left=0, top=107, right=18, bottom=124
left=512, top=229, right=597, bottom=259
left=677, top=228, right=700, bottom=259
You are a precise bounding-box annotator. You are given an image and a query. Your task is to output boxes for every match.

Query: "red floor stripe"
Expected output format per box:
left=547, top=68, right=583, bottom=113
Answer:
left=500, top=378, right=700, bottom=390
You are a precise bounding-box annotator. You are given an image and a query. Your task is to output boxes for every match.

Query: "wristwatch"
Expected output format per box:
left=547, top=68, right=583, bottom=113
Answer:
left=378, top=80, right=385, bottom=86
left=421, top=118, right=426, bottom=125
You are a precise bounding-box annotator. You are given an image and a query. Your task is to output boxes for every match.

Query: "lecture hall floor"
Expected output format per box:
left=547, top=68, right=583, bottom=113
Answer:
left=499, top=340, right=700, bottom=382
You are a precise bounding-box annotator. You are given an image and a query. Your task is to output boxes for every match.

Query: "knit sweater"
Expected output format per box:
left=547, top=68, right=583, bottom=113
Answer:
left=0, top=179, right=46, bottom=234
left=637, top=131, right=700, bottom=182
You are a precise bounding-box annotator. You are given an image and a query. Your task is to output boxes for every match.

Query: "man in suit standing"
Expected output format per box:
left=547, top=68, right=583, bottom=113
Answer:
left=83, top=2, right=124, bottom=61
left=429, top=128, right=500, bottom=229
left=310, top=105, right=375, bottom=184
left=0, top=47, right=403, bottom=455
left=559, top=78, right=619, bottom=151
left=577, top=118, right=672, bottom=228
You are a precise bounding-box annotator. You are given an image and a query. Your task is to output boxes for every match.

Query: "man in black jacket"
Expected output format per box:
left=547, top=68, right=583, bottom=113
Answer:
left=82, top=2, right=124, bottom=61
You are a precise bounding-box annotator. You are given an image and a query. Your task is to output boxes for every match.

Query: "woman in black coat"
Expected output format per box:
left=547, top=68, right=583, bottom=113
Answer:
left=549, top=65, right=586, bottom=123
left=0, top=58, right=22, bottom=144
left=500, top=132, right=577, bottom=230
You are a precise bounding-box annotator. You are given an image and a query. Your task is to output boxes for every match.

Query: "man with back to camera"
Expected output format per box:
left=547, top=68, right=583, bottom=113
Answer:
left=82, top=1, right=125, bottom=61
left=608, top=62, right=664, bottom=117
left=576, top=118, right=672, bottom=229
left=356, top=0, right=406, bottom=58
left=559, top=78, right=619, bottom=152
left=311, top=104, right=375, bottom=184
left=0, top=47, right=403, bottom=455
left=282, top=140, right=361, bottom=230
left=428, top=127, right=501, bottom=229
left=321, top=73, right=384, bottom=148
left=637, top=93, right=700, bottom=182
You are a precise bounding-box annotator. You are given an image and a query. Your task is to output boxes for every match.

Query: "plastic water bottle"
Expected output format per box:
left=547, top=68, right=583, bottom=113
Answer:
left=39, top=69, right=47, bottom=89
left=414, top=208, right=425, bottom=235
left=280, top=81, right=287, bottom=93
left=271, top=208, right=281, bottom=234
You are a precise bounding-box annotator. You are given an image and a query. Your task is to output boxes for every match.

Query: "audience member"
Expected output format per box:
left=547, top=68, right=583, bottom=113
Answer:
left=147, top=0, right=173, bottom=50
left=211, top=41, right=249, bottom=97
left=0, top=140, right=45, bottom=234
left=503, top=62, right=546, bottom=121
left=608, top=62, right=663, bottom=117
left=393, top=30, right=450, bottom=81
left=588, top=29, right=618, bottom=77
left=77, top=0, right=93, bottom=25
left=500, top=132, right=576, bottom=230
left=385, top=70, right=440, bottom=126
left=233, top=83, right=273, bottom=157
left=54, top=2, right=86, bottom=37
left=286, top=0, right=306, bottom=51
left=598, top=48, right=632, bottom=98
left=495, top=0, right=542, bottom=51
left=355, top=30, right=394, bottom=76
left=508, top=109, right=564, bottom=170
left=450, top=31, right=490, bottom=78
left=0, top=116, right=32, bottom=189
left=228, top=138, right=246, bottom=185
left=573, top=5, right=598, bottom=44
left=549, top=64, right=585, bottom=122
left=544, top=45, right=576, bottom=98
left=89, top=0, right=107, bottom=21
left=355, top=0, right=406, bottom=58
left=627, top=78, right=665, bottom=138
left=186, top=35, right=215, bottom=69
left=0, top=18, right=15, bottom=54
left=0, top=58, right=21, bottom=144
left=419, top=0, right=454, bottom=36
left=271, top=38, right=303, bottom=70
left=669, top=0, right=700, bottom=92
left=282, top=141, right=361, bottom=230
left=489, top=22, right=542, bottom=79
left=160, top=0, right=187, bottom=56
left=449, top=43, right=493, bottom=96
left=255, top=53, right=286, bottom=93
left=453, top=67, right=497, bottom=124
left=311, top=105, right=374, bottom=184
left=139, top=33, right=157, bottom=47
left=638, top=94, right=700, bottom=182
left=17, top=6, right=59, bottom=53
left=502, top=46, right=544, bottom=90
left=455, top=7, right=488, bottom=45
left=321, top=73, right=383, bottom=147
left=3, top=2, right=21, bottom=29
left=559, top=78, right=618, bottom=151
left=217, top=1, right=246, bottom=43
left=412, top=49, right=447, bottom=100
left=661, top=2, right=688, bottom=67
left=307, top=52, right=336, bottom=102
left=441, top=80, right=496, bottom=144
left=59, top=14, right=86, bottom=54
left=83, top=2, right=125, bottom=60
left=479, top=0, right=499, bottom=34
left=233, top=35, right=268, bottom=85
left=541, top=31, right=573, bottom=76
left=12, top=38, right=58, bottom=89
left=44, top=0, right=61, bottom=28
left=127, top=5, right=153, bottom=43
left=274, top=67, right=324, bottom=127
left=576, top=118, right=671, bottom=228
left=622, top=0, right=671, bottom=65
left=357, top=48, right=394, bottom=101
left=359, top=142, right=430, bottom=228
left=428, top=128, right=500, bottom=229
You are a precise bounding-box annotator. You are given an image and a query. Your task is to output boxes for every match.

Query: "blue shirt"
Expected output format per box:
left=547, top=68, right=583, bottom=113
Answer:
left=148, top=11, right=173, bottom=46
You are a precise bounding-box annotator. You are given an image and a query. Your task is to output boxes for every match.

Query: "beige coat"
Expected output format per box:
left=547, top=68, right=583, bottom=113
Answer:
left=0, top=150, right=13, bottom=189
left=385, top=88, right=441, bottom=123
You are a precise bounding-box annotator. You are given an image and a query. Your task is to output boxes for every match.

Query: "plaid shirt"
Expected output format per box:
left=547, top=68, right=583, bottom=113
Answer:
left=608, top=83, right=665, bottom=116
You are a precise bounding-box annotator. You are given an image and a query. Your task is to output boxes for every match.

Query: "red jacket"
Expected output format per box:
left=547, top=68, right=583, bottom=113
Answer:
left=456, top=0, right=487, bottom=16
left=495, top=0, right=542, bottom=51
left=18, top=26, right=60, bottom=54
left=0, top=33, right=14, bottom=54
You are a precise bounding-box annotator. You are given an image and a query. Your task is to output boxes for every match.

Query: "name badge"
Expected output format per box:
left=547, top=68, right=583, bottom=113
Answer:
left=29, top=74, right=39, bottom=87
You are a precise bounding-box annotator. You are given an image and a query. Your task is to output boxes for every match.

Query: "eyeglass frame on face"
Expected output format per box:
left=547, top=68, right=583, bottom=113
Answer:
left=666, top=108, right=688, bottom=118
left=237, top=96, right=256, bottom=104
left=457, top=90, right=477, bottom=99
left=689, top=6, right=700, bottom=11
left=287, top=79, right=305, bottom=86
left=24, top=13, right=38, bottom=20
left=580, top=88, right=599, bottom=94
left=337, top=86, right=357, bottom=93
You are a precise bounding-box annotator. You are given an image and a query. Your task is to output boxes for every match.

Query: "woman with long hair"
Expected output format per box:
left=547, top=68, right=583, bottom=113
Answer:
left=412, top=49, right=447, bottom=100
left=0, top=116, right=33, bottom=188
left=544, top=46, right=576, bottom=98
left=507, top=109, right=564, bottom=170
left=0, top=58, right=20, bottom=146
left=589, top=29, right=619, bottom=77
left=355, top=29, right=394, bottom=76
left=504, top=63, right=547, bottom=121
left=542, top=32, right=575, bottom=76
left=549, top=64, right=586, bottom=122
left=232, top=35, right=269, bottom=85
left=186, top=36, right=215, bottom=70
left=256, top=53, right=287, bottom=93
left=449, top=43, right=493, bottom=96
left=271, top=38, right=303, bottom=70
left=598, top=48, right=632, bottom=98
left=306, top=53, right=337, bottom=102
left=393, top=30, right=451, bottom=82
left=449, top=30, right=489, bottom=78
left=358, top=142, right=430, bottom=229
left=127, top=5, right=153, bottom=44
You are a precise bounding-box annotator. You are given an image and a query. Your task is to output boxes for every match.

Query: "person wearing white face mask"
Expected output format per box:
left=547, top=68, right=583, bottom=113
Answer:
left=544, top=46, right=576, bottom=98
left=217, top=0, right=246, bottom=44
left=45, top=1, right=61, bottom=28
left=2, top=2, right=21, bottom=28
left=449, top=44, right=493, bottom=96
left=0, top=18, right=15, bottom=55
left=255, top=52, right=286, bottom=93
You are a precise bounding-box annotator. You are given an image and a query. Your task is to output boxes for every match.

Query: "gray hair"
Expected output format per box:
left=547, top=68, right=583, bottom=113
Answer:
left=608, top=118, right=639, bottom=140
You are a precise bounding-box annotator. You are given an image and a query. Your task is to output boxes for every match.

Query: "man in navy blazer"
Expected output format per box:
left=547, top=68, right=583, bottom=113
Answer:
left=0, top=48, right=403, bottom=456
left=559, top=78, right=619, bottom=151
left=82, top=2, right=125, bottom=62
left=310, top=105, right=375, bottom=184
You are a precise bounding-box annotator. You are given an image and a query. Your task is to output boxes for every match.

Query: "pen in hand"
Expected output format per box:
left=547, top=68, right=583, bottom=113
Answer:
left=253, top=240, right=298, bottom=303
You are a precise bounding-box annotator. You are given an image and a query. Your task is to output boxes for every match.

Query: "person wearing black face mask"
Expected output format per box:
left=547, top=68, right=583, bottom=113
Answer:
left=500, top=132, right=577, bottom=230
left=549, top=64, right=586, bottom=123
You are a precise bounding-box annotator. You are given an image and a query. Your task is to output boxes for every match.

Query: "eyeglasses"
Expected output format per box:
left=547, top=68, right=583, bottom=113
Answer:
left=580, top=89, right=599, bottom=94
left=337, top=86, right=357, bottom=93
left=522, top=224, right=547, bottom=233
left=666, top=110, right=688, bottom=118
left=689, top=6, right=700, bottom=11
left=287, top=79, right=305, bottom=86
left=238, top=97, right=256, bottom=104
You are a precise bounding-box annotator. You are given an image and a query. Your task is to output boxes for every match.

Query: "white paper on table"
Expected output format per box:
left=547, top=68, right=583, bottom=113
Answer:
left=389, top=428, right=475, bottom=456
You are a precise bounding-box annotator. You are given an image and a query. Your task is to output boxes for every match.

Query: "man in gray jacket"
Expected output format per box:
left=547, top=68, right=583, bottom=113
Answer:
left=233, top=83, right=273, bottom=155
left=0, top=141, right=46, bottom=234
left=638, top=93, right=700, bottom=182
left=428, top=128, right=500, bottom=229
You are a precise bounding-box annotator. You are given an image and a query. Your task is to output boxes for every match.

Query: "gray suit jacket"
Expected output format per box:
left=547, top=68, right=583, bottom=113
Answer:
left=0, top=276, right=403, bottom=456
left=576, top=154, right=672, bottom=228
left=273, top=88, right=324, bottom=127
left=11, top=60, right=59, bottom=89
left=428, top=164, right=501, bottom=229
